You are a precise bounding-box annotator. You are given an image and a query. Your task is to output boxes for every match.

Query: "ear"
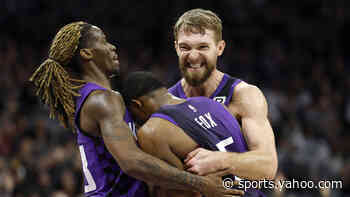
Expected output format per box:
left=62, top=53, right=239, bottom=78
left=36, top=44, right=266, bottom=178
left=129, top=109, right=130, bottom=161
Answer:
left=79, top=48, right=93, bottom=60
left=174, top=41, right=180, bottom=56
left=129, top=99, right=143, bottom=116
left=216, top=40, right=226, bottom=56
left=129, top=99, right=147, bottom=121
left=131, top=99, right=142, bottom=109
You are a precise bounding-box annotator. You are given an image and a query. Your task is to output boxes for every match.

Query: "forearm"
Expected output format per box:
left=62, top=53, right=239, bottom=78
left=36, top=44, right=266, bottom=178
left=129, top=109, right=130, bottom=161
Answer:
left=105, top=135, right=207, bottom=192
left=102, top=122, right=207, bottom=192
left=125, top=151, right=207, bottom=192
left=222, top=150, right=277, bottom=180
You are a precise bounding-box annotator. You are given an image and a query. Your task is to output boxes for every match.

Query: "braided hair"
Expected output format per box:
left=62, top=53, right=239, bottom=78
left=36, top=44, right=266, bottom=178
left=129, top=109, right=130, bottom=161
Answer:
left=29, top=21, right=92, bottom=131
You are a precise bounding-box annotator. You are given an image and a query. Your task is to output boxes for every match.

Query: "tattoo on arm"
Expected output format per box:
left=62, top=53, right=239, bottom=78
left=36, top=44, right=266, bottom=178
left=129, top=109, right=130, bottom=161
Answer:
left=135, top=156, right=205, bottom=190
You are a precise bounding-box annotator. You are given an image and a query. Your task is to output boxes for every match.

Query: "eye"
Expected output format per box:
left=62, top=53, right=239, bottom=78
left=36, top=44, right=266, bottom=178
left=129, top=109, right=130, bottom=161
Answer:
left=199, top=46, right=209, bottom=50
left=179, top=46, right=189, bottom=51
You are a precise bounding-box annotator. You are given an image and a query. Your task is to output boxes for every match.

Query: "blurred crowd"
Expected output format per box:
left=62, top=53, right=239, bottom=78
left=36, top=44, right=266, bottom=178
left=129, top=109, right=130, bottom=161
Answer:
left=0, top=0, right=347, bottom=196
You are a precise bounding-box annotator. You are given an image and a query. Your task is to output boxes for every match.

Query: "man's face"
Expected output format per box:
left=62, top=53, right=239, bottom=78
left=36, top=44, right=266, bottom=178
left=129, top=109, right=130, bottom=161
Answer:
left=89, top=26, right=120, bottom=76
left=175, top=28, right=225, bottom=86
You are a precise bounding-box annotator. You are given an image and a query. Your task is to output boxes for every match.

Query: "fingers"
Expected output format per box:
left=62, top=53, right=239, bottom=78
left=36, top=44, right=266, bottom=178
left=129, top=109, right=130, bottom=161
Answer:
left=187, top=162, right=227, bottom=176
left=187, top=165, right=211, bottom=176
left=187, top=167, right=209, bottom=176
left=222, top=178, right=245, bottom=196
left=184, top=157, right=196, bottom=170
left=186, top=166, right=201, bottom=175
left=184, top=147, right=204, bottom=163
left=224, top=194, right=244, bottom=197
left=225, top=189, right=245, bottom=196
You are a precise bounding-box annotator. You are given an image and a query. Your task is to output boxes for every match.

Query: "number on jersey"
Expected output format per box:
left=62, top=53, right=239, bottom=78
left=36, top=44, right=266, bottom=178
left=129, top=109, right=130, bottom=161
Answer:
left=216, top=137, right=234, bottom=152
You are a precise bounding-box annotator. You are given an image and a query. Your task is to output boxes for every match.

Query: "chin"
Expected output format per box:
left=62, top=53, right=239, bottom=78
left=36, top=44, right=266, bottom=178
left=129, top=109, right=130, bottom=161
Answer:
left=110, top=68, right=120, bottom=77
left=183, top=72, right=208, bottom=86
left=186, top=78, right=205, bottom=87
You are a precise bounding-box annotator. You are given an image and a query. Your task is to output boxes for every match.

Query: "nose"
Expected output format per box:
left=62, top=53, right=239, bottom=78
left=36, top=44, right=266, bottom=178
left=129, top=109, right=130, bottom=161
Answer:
left=187, top=50, right=200, bottom=63
left=110, top=43, right=116, bottom=51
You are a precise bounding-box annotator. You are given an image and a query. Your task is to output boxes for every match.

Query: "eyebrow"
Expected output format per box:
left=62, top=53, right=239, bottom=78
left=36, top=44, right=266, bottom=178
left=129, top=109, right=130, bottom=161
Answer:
left=178, top=43, right=189, bottom=46
left=178, top=42, right=209, bottom=46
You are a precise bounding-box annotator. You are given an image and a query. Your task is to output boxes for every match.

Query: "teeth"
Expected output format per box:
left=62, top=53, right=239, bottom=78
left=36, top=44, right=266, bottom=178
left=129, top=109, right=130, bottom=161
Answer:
left=190, top=64, right=201, bottom=68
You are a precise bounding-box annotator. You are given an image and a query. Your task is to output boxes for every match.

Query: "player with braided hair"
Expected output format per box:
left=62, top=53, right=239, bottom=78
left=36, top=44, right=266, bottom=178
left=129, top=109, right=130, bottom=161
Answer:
left=29, top=21, right=243, bottom=197
left=30, top=22, right=88, bottom=129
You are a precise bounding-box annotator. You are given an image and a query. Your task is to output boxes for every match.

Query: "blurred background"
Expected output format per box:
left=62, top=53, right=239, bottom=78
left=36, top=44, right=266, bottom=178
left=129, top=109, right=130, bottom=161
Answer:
left=0, top=0, right=347, bottom=196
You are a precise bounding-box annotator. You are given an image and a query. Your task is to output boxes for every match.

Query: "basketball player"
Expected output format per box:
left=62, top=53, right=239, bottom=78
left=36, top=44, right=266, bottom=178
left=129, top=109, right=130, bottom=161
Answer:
left=122, top=71, right=262, bottom=197
left=29, top=22, right=242, bottom=197
left=169, top=9, right=278, bottom=180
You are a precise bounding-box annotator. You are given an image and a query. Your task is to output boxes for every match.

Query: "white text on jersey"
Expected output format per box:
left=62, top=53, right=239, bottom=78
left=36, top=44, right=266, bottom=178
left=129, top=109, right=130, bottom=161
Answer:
left=194, top=112, right=218, bottom=130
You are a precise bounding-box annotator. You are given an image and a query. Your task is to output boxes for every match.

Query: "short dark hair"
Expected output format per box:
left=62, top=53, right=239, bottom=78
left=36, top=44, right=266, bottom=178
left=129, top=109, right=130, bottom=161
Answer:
left=122, top=71, right=164, bottom=106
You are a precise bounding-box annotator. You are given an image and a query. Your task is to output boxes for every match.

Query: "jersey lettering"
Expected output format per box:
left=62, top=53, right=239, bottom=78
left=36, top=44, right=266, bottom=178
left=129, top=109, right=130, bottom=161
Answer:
left=204, top=113, right=217, bottom=127
left=194, top=112, right=217, bottom=130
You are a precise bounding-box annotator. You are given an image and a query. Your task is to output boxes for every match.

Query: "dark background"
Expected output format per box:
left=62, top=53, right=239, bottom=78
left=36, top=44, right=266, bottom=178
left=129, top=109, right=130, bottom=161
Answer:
left=0, top=0, right=347, bottom=196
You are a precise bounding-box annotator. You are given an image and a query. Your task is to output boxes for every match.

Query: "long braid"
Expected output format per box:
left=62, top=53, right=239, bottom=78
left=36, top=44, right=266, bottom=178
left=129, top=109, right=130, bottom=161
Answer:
left=29, top=22, right=88, bottom=130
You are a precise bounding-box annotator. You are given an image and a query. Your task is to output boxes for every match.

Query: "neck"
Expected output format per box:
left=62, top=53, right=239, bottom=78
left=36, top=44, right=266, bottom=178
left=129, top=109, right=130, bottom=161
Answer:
left=157, top=91, right=185, bottom=107
left=182, top=69, right=224, bottom=97
left=82, top=63, right=112, bottom=90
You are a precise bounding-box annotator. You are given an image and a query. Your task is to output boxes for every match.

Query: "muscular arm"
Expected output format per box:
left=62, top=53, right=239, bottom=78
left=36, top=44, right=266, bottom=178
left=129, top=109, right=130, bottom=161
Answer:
left=83, top=91, right=236, bottom=196
left=224, top=84, right=278, bottom=180
left=186, top=83, right=278, bottom=180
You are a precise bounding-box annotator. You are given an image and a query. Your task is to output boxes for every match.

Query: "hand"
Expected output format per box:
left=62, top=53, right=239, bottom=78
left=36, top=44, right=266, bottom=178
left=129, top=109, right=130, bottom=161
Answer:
left=200, top=169, right=244, bottom=197
left=185, top=148, right=227, bottom=176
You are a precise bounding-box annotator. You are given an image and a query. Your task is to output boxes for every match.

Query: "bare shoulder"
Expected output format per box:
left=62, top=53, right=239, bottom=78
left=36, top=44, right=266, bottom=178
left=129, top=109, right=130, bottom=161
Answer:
left=138, top=117, right=196, bottom=171
left=231, top=81, right=268, bottom=117
left=137, top=118, right=175, bottom=159
left=234, top=81, right=266, bottom=99
left=139, top=117, right=198, bottom=160
left=138, top=118, right=175, bottom=142
left=80, top=89, right=126, bottom=135
left=84, top=89, right=125, bottom=116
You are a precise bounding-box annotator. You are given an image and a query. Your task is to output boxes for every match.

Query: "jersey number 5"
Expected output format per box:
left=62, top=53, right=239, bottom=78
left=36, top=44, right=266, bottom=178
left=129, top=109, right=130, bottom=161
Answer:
left=79, top=145, right=97, bottom=193
left=216, top=137, right=234, bottom=152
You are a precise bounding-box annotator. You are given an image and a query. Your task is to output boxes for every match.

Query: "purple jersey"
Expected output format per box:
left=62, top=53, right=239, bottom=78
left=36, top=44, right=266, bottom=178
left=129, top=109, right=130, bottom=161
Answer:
left=74, top=82, right=148, bottom=197
left=169, top=74, right=241, bottom=106
left=151, top=97, right=265, bottom=197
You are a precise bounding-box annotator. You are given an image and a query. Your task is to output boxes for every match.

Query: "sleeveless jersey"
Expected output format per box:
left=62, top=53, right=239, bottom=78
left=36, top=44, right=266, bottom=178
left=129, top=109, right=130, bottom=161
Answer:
left=151, top=97, right=265, bottom=197
left=168, top=74, right=241, bottom=106
left=74, top=82, right=148, bottom=197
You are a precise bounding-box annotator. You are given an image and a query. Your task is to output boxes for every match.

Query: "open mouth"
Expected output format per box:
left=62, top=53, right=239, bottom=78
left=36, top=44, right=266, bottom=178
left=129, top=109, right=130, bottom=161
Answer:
left=186, top=63, right=205, bottom=71
left=112, top=52, right=118, bottom=60
left=112, top=55, right=119, bottom=62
